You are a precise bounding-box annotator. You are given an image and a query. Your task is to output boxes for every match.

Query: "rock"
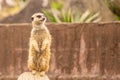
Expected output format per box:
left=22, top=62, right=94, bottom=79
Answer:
left=0, top=0, right=49, bottom=23
left=18, top=72, right=49, bottom=80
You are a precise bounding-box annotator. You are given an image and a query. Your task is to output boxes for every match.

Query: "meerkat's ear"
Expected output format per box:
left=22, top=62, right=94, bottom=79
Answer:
left=31, top=17, right=34, bottom=21
left=43, top=17, right=46, bottom=22
left=43, top=17, right=46, bottom=21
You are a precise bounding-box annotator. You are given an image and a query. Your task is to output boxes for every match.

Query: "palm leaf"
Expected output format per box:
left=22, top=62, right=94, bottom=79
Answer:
left=42, top=9, right=57, bottom=22
left=79, top=10, right=90, bottom=22
left=85, top=12, right=100, bottom=22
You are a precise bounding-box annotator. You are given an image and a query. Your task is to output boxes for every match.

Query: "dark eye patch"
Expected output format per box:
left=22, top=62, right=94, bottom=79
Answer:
left=31, top=17, right=34, bottom=21
left=36, top=15, right=42, bottom=18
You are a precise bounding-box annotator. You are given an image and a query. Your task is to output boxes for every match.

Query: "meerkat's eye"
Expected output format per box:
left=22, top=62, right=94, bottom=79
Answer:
left=36, top=15, right=42, bottom=18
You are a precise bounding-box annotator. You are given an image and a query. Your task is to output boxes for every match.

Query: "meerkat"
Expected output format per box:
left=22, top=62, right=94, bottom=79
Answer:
left=28, top=12, right=51, bottom=76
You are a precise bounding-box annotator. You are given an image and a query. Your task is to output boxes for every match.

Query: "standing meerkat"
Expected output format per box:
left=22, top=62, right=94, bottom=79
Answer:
left=28, top=12, right=51, bottom=76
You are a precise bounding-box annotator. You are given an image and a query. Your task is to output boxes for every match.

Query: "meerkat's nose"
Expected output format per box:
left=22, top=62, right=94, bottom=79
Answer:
left=31, top=17, right=34, bottom=21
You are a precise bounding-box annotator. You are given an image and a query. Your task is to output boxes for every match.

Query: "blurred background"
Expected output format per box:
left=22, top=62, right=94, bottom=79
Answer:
left=0, top=0, right=120, bottom=23
left=0, top=0, right=120, bottom=80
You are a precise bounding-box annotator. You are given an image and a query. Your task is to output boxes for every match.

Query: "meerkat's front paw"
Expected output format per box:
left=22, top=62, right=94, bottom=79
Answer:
left=36, top=48, right=40, bottom=52
left=32, top=40, right=40, bottom=52
left=41, top=39, right=48, bottom=51
left=41, top=45, right=45, bottom=51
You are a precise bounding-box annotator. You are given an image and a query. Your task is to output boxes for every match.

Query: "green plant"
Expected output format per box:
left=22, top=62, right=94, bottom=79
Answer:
left=73, top=10, right=101, bottom=23
left=0, top=0, right=27, bottom=19
left=104, top=0, right=120, bottom=21
left=114, top=14, right=120, bottom=20
left=43, top=0, right=101, bottom=23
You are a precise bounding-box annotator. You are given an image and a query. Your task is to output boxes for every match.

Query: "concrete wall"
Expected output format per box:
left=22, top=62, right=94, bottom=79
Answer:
left=0, top=22, right=120, bottom=80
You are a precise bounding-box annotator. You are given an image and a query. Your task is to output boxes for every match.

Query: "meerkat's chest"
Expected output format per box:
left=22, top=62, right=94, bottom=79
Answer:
left=31, top=29, right=48, bottom=41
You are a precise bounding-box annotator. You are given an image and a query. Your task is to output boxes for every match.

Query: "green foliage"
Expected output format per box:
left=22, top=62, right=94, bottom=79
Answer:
left=22, top=0, right=27, bottom=2
left=42, top=10, right=57, bottom=22
left=0, top=0, right=27, bottom=19
left=43, top=0, right=101, bottom=23
left=61, top=9, right=72, bottom=22
left=50, top=1, right=63, bottom=10
left=114, top=14, right=120, bottom=20
left=78, top=10, right=101, bottom=23
left=104, top=0, right=120, bottom=21
left=104, top=0, right=108, bottom=4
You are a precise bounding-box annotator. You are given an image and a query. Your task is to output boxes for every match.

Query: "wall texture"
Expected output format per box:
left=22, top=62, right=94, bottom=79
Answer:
left=0, top=23, right=120, bottom=80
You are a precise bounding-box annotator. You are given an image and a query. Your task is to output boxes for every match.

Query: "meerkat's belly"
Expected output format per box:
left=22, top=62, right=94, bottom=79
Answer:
left=33, top=50, right=50, bottom=71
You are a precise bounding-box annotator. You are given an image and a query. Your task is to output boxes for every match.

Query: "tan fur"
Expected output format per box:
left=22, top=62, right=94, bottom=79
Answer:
left=28, top=13, right=51, bottom=75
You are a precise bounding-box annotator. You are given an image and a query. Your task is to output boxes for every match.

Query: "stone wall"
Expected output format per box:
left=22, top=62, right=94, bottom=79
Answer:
left=0, top=22, right=120, bottom=80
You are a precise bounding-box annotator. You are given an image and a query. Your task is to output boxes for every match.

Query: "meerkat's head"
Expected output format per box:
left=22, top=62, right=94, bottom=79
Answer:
left=31, top=13, right=46, bottom=27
